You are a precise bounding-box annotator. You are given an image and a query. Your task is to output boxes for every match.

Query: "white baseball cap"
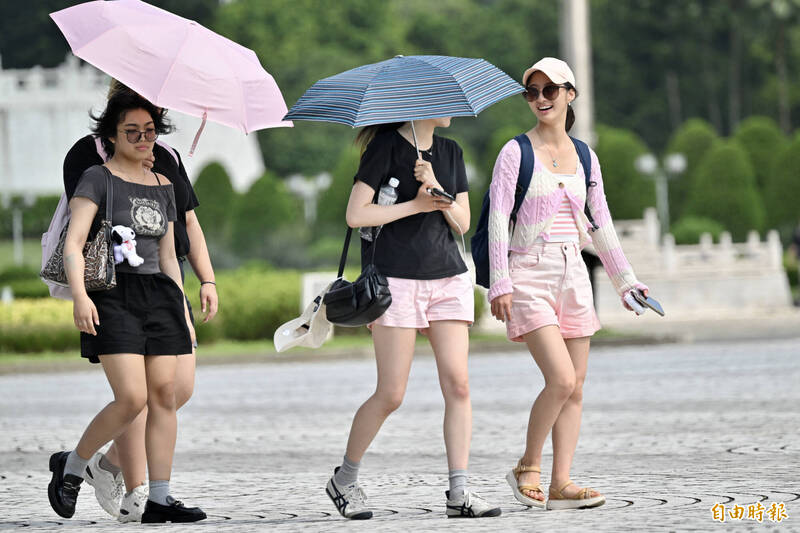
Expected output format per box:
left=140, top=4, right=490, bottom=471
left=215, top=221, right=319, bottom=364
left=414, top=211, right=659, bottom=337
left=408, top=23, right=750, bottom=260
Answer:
left=273, top=281, right=334, bottom=352
left=522, top=57, right=576, bottom=87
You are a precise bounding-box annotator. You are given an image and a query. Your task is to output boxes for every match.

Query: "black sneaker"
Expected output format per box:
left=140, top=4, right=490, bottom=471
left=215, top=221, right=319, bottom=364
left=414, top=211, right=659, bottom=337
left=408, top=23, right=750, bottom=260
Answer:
left=48, top=451, right=83, bottom=518
left=141, top=496, right=207, bottom=523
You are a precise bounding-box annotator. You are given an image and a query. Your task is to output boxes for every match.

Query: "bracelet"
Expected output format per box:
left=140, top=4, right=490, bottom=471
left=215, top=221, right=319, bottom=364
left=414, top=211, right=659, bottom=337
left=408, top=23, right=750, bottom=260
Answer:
left=200, top=281, right=216, bottom=286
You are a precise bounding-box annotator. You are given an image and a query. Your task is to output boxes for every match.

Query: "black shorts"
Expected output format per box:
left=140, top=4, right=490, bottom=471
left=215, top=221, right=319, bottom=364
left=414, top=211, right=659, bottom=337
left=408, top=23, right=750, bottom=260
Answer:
left=80, top=271, right=192, bottom=363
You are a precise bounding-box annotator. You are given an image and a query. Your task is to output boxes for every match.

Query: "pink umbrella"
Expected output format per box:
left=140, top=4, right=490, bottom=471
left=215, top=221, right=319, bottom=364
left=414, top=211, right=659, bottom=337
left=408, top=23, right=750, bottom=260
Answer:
left=50, top=0, right=292, bottom=154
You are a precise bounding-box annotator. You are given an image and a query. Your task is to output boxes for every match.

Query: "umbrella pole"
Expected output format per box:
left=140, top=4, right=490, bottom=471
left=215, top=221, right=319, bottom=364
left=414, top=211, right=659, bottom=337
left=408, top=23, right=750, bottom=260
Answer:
left=410, top=120, right=421, bottom=160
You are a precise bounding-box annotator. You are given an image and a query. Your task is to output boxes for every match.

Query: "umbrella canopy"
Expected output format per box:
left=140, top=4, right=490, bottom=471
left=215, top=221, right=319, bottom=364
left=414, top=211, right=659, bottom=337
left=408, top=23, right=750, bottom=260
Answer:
left=283, top=55, right=524, bottom=128
left=50, top=0, right=292, bottom=137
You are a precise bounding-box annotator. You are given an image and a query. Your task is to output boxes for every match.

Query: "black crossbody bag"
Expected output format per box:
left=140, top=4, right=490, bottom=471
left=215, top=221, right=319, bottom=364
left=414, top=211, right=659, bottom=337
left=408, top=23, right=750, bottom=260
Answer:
left=323, top=225, right=392, bottom=327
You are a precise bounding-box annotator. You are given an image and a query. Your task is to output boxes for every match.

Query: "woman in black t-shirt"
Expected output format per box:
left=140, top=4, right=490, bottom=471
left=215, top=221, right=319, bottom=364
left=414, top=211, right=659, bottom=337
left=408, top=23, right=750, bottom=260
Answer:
left=325, top=119, right=500, bottom=520
left=47, top=92, right=205, bottom=523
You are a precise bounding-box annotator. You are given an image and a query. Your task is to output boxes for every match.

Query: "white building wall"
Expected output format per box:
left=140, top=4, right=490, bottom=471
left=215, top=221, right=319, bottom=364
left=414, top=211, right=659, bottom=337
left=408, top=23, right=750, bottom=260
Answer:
left=0, top=56, right=264, bottom=198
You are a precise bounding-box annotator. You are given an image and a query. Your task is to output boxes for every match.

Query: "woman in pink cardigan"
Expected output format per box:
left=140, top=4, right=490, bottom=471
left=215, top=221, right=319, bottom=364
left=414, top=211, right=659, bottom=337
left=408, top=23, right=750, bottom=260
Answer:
left=488, top=57, right=648, bottom=510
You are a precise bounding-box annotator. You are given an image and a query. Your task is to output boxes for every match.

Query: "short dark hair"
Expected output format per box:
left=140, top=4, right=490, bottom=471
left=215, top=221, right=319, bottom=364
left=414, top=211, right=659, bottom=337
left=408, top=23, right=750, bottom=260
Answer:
left=91, top=92, right=173, bottom=156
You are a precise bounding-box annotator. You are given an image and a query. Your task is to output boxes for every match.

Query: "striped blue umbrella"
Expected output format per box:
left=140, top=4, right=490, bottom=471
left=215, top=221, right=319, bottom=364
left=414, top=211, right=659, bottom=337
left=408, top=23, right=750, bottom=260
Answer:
left=283, top=55, right=524, bottom=128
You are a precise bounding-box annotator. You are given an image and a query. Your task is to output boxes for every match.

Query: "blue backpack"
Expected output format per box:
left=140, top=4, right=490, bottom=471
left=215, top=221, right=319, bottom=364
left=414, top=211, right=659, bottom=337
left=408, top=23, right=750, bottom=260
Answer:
left=471, top=133, right=597, bottom=289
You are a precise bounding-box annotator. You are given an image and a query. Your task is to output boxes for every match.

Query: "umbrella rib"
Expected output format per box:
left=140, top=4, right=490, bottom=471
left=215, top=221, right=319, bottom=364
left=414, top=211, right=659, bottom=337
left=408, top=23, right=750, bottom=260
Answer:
left=154, top=21, right=193, bottom=108
left=428, top=59, right=478, bottom=116
left=354, top=61, right=394, bottom=125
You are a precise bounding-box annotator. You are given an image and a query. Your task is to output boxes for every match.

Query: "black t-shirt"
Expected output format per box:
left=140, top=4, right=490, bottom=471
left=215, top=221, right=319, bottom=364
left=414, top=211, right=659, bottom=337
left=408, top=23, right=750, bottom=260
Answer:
left=356, top=129, right=469, bottom=280
left=63, top=135, right=200, bottom=257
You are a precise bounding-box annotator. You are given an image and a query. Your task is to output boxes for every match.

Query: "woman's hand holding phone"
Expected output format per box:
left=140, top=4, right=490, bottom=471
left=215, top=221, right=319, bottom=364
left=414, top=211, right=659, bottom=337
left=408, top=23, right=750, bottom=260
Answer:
left=414, top=182, right=453, bottom=213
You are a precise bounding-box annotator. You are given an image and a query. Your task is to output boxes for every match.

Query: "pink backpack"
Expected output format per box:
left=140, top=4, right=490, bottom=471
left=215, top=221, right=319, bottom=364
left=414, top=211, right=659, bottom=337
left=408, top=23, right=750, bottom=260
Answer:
left=41, top=138, right=180, bottom=299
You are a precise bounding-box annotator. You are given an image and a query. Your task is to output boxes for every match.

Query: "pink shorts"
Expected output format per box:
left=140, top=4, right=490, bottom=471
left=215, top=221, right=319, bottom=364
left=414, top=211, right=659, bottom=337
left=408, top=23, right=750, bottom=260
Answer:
left=506, top=242, right=601, bottom=341
left=370, top=271, right=474, bottom=333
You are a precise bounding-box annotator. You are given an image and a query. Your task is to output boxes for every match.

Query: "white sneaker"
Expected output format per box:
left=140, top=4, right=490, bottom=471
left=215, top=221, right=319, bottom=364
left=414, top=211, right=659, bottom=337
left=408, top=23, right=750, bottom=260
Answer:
left=446, top=490, right=502, bottom=518
left=326, top=468, right=373, bottom=520
left=118, top=483, right=149, bottom=523
left=83, top=452, right=124, bottom=518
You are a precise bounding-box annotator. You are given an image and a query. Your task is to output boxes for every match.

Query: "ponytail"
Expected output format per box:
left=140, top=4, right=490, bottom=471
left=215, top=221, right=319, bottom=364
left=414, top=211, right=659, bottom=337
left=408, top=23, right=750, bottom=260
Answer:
left=565, top=83, right=578, bottom=132
left=566, top=105, right=575, bottom=132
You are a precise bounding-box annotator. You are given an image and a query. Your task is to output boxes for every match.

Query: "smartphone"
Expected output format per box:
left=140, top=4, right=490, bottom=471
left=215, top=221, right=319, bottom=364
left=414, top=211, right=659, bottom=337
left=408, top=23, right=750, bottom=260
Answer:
left=427, top=187, right=455, bottom=203
left=631, top=290, right=665, bottom=317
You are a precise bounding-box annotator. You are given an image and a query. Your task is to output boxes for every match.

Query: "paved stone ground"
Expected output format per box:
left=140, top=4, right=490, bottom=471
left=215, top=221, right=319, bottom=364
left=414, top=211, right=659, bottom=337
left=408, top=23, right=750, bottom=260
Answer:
left=1, top=337, right=798, bottom=532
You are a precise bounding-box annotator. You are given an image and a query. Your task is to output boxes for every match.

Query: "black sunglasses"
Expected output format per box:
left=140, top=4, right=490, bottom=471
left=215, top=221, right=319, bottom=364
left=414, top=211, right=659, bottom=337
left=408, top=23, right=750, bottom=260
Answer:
left=119, top=128, right=158, bottom=143
left=524, top=84, right=568, bottom=102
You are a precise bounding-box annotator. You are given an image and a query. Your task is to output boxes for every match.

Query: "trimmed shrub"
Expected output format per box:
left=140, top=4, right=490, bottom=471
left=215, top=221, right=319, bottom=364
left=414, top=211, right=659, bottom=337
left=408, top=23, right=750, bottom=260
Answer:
left=670, top=216, right=726, bottom=245
left=0, top=266, right=48, bottom=299
left=191, top=162, right=237, bottom=244
left=733, top=116, right=788, bottom=190
left=185, top=263, right=301, bottom=343
left=763, top=136, right=800, bottom=231
left=686, top=141, right=765, bottom=241
left=314, top=145, right=360, bottom=238
left=784, top=249, right=798, bottom=288
left=593, top=125, right=655, bottom=219
left=0, top=298, right=78, bottom=352
left=666, top=119, right=719, bottom=221
left=229, top=171, right=301, bottom=258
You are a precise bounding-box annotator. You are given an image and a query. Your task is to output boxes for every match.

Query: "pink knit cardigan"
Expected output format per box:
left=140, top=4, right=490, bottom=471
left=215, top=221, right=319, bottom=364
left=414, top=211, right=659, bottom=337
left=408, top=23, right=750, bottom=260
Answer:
left=487, top=138, right=647, bottom=303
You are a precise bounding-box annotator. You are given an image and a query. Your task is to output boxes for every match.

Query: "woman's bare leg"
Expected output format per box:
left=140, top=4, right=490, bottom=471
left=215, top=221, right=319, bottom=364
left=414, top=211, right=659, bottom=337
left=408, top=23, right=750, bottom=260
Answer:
left=74, top=354, right=148, bottom=461
left=143, top=355, right=178, bottom=482
left=517, top=326, right=576, bottom=501
left=427, top=320, right=471, bottom=470
left=550, top=336, right=599, bottom=497
left=344, top=326, right=416, bottom=462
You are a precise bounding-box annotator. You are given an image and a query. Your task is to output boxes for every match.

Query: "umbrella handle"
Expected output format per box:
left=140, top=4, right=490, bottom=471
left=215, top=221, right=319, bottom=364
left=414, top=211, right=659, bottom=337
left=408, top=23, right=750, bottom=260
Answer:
left=409, top=121, right=421, bottom=160
left=188, top=111, right=208, bottom=157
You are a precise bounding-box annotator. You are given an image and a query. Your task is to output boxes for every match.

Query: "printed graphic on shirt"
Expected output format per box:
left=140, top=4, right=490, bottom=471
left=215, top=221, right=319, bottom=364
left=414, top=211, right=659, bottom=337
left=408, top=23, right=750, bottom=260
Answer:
left=129, top=197, right=165, bottom=236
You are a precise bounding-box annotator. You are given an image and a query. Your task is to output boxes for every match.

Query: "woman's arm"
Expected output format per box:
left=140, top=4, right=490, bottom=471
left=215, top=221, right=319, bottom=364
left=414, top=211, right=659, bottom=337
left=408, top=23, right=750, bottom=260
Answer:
left=64, top=197, right=100, bottom=335
left=185, top=209, right=218, bottom=323
left=585, top=150, right=649, bottom=307
left=345, top=180, right=445, bottom=228
left=442, top=192, right=470, bottom=235
left=159, top=221, right=195, bottom=345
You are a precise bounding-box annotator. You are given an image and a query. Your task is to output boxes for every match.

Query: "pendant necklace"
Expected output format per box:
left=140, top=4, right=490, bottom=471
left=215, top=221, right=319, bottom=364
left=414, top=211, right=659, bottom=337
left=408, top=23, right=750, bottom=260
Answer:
left=535, top=131, right=559, bottom=168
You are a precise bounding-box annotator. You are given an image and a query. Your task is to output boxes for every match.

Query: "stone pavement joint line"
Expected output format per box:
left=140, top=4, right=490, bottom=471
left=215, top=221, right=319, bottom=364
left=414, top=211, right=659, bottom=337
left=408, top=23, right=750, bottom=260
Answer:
left=1, top=338, right=798, bottom=531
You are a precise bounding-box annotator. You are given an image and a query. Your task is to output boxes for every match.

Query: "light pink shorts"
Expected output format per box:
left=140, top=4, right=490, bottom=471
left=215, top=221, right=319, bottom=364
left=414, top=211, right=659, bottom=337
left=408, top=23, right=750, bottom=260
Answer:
left=370, top=271, right=474, bottom=333
left=506, top=242, right=601, bottom=342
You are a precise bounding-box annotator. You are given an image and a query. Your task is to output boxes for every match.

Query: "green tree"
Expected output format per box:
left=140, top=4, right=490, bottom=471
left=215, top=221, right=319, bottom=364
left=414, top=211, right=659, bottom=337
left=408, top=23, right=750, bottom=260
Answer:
left=665, top=119, right=720, bottom=221
left=314, top=145, right=361, bottom=238
left=191, top=162, right=237, bottom=244
left=229, top=170, right=301, bottom=258
left=686, top=141, right=765, bottom=240
left=214, top=0, right=406, bottom=177
left=763, top=135, right=800, bottom=232
left=593, top=125, right=655, bottom=219
left=732, top=116, right=788, bottom=189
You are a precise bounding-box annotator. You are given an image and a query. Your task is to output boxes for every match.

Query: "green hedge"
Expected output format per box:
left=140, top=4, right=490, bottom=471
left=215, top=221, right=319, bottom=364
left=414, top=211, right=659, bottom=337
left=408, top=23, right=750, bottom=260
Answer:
left=1, top=263, right=490, bottom=353
left=0, top=298, right=77, bottom=353
left=184, top=264, right=301, bottom=343
left=670, top=216, right=726, bottom=245
left=0, top=265, right=49, bottom=299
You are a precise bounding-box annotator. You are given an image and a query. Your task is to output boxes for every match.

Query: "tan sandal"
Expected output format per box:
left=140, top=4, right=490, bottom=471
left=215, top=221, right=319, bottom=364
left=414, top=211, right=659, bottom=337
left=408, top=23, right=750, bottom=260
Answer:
left=505, top=460, right=546, bottom=508
left=546, top=480, right=605, bottom=510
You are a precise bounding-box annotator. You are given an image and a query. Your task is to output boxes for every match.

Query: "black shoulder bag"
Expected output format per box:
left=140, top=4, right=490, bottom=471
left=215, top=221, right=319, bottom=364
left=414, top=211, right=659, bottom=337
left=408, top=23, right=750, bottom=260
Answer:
left=323, top=226, right=392, bottom=327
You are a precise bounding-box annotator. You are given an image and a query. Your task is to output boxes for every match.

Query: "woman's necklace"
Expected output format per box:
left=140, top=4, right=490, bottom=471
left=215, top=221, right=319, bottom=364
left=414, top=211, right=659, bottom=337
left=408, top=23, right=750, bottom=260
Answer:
left=534, top=130, right=560, bottom=168
left=109, top=162, right=148, bottom=183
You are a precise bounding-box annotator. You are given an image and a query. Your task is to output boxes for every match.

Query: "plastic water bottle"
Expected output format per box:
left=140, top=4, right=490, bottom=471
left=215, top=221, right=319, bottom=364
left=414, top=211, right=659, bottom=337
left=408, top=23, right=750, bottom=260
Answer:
left=360, top=177, right=399, bottom=241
